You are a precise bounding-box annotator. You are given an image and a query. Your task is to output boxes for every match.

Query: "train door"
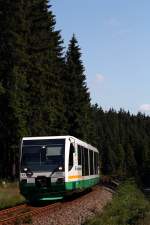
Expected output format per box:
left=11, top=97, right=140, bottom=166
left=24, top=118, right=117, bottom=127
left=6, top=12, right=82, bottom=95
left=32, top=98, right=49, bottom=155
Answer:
left=68, top=139, right=77, bottom=181
left=67, top=139, right=83, bottom=189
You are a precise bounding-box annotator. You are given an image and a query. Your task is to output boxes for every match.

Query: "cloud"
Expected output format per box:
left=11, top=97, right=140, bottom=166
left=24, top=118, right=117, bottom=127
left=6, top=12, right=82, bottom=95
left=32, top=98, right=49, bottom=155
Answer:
left=139, top=104, right=150, bottom=112
left=95, top=73, right=105, bottom=83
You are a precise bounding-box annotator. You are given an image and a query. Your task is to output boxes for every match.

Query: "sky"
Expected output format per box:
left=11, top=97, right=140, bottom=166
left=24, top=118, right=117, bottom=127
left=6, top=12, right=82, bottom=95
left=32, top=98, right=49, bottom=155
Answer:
left=52, top=0, right=150, bottom=115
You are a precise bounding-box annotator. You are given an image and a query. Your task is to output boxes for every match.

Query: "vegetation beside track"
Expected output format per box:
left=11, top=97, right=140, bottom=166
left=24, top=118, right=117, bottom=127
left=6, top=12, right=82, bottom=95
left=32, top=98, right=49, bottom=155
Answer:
left=0, top=181, right=25, bottom=210
left=84, top=180, right=150, bottom=225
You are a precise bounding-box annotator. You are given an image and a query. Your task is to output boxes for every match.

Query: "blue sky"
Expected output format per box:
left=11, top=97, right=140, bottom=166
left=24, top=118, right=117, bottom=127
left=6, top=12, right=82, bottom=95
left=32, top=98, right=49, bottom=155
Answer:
left=52, top=0, right=150, bottom=115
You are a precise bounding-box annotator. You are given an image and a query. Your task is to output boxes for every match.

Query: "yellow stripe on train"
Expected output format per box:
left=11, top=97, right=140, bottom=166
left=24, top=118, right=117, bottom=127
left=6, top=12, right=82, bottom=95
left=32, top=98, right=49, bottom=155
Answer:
left=68, top=175, right=82, bottom=179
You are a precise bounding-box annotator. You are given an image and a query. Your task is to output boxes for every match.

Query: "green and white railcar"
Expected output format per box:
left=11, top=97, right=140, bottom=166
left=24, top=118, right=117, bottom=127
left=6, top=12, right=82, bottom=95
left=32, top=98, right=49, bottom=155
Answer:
left=19, top=136, right=100, bottom=201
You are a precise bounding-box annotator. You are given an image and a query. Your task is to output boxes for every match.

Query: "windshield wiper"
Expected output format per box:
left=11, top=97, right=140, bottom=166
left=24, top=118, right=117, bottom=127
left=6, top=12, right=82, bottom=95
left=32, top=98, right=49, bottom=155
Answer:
left=50, top=164, right=64, bottom=177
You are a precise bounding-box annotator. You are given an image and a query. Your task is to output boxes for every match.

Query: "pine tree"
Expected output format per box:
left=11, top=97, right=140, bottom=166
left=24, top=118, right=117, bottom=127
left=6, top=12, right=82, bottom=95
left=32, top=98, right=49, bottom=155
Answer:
left=26, top=0, right=66, bottom=136
left=0, top=0, right=29, bottom=178
left=90, top=104, right=105, bottom=148
left=0, top=0, right=66, bottom=178
left=125, top=144, right=137, bottom=177
left=115, top=143, right=125, bottom=177
left=64, top=34, right=91, bottom=141
left=45, top=7, right=67, bottom=135
left=141, top=141, right=150, bottom=185
left=101, top=140, right=116, bottom=175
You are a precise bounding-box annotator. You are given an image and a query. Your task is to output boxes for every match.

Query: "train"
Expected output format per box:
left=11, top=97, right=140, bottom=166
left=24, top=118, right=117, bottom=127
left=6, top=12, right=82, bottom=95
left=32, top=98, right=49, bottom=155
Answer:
left=19, top=135, right=100, bottom=201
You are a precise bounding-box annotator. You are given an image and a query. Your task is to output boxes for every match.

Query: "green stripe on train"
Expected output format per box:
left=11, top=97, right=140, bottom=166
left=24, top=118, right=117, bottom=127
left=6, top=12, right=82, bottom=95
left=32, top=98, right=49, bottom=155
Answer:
left=20, top=177, right=99, bottom=200
left=65, top=177, right=100, bottom=190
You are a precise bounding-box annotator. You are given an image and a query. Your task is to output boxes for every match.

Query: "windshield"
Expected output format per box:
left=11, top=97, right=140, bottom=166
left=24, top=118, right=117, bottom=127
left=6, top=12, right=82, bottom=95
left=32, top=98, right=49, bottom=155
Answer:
left=21, top=139, right=65, bottom=172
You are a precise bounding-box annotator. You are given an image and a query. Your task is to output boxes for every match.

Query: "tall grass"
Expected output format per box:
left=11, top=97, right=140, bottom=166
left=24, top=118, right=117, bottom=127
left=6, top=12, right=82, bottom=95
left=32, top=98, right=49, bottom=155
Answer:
left=84, top=180, right=150, bottom=225
left=0, top=181, right=25, bottom=210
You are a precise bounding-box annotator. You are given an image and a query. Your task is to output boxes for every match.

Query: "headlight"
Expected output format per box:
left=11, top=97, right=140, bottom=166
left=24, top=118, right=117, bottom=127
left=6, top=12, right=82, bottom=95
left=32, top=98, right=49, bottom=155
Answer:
left=58, top=166, right=63, bottom=171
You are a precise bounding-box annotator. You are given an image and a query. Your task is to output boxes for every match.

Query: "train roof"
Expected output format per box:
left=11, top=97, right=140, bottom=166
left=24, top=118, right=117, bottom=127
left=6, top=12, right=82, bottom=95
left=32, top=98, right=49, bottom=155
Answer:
left=22, top=135, right=99, bottom=152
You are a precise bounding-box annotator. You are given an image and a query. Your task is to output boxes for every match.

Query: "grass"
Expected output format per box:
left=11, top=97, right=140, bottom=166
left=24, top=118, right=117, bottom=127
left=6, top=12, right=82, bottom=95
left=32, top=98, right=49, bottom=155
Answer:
left=84, top=180, right=150, bottom=225
left=0, top=181, right=25, bottom=210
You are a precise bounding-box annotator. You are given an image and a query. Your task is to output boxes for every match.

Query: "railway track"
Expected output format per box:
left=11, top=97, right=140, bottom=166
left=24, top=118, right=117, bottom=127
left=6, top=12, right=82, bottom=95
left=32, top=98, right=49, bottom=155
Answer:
left=0, top=183, right=117, bottom=225
left=0, top=202, right=61, bottom=225
left=0, top=191, right=95, bottom=225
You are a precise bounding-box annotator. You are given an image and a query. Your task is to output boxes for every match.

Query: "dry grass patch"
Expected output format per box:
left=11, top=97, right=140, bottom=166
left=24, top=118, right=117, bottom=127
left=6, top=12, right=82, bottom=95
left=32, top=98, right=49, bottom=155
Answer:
left=0, top=181, right=25, bottom=210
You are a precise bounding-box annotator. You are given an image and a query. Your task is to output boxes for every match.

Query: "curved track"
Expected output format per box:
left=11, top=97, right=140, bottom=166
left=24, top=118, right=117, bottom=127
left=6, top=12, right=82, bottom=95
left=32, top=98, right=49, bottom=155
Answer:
left=0, top=202, right=61, bottom=225
left=0, top=183, right=117, bottom=225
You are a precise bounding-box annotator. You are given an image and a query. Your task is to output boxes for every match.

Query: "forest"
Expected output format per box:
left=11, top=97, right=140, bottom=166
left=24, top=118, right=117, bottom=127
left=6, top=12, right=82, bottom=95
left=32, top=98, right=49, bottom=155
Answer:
left=0, top=0, right=150, bottom=186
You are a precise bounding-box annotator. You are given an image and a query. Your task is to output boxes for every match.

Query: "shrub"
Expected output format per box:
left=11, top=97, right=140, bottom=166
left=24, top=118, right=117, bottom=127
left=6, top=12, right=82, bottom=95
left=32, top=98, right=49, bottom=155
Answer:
left=85, top=180, right=150, bottom=225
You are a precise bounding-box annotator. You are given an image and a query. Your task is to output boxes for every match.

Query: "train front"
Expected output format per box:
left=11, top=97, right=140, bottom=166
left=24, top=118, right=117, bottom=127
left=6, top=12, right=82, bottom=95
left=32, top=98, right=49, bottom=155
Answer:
left=19, top=137, right=65, bottom=201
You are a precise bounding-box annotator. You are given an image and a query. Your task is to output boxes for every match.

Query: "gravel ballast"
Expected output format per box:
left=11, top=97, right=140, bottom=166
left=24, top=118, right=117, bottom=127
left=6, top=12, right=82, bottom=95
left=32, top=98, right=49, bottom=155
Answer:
left=31, top=186, right=113, bottom=225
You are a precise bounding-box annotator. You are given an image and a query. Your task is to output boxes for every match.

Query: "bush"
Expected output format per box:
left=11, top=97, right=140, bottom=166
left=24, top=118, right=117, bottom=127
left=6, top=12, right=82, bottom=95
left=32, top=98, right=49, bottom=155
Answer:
left=85, top=180, right=150, bottom=225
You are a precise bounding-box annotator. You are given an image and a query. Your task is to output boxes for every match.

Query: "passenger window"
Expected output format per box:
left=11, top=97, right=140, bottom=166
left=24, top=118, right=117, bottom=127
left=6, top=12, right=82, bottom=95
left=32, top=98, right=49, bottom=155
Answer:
left=69, top=143, right=75, bottom=170
left=84, top=148, right=89, bottom=176
left=78, top=145, right=82, bottom=165
left=82, top=147, right=85, bottom=176
left=96, top=153, right=99, bottom=173
left=94, top=152, right=99, bottom=174
left=89, top=150, right=94, bottom=175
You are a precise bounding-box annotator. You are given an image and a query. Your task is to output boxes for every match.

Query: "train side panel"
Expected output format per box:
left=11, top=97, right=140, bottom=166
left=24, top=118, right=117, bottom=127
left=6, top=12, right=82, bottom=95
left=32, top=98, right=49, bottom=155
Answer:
left=65, top=136, right=100, bottom=191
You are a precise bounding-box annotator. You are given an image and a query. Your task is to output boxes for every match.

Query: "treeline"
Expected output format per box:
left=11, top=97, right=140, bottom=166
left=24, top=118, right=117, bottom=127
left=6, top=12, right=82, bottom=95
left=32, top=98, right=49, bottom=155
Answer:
left=91, top=106, right=150, bottom=186
left=0, top=0, right=150, bottom=185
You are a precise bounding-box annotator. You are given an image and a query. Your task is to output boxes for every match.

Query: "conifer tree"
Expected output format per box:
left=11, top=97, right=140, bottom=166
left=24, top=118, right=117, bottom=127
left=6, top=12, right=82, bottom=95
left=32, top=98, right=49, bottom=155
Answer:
left=0, top=0, right=29, bottom=178
left=0, top=0, right=66, bottom=178
left=26, top=0, right=66, bottom=136
left=101, top=140, right=116, bottom=175
left=125, top=144, right=137, bottom=177
left=141, top=142, right=150, bottom=185
left=115, top=143, right=125, bottom=176
left=90, top=104, right=105, bottom=147
left=65, top=34, right=91, bottom=140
